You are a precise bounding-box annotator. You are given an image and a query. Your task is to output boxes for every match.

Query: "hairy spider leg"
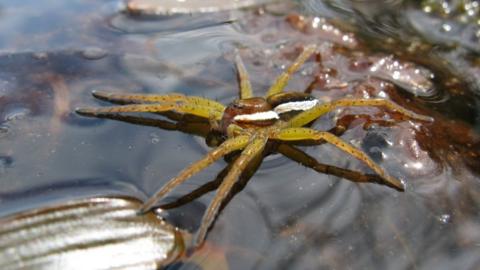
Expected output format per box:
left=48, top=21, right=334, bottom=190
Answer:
left=265, top=44, right=317, bottom=97
left=76, top=102, right=224, bottom=121
left=235, top=54, right=253, bottom=99
left=273, top=128, right=403, bottom=190
left=139, top=135, right=250, bottom=213
left=277, top=144, right=401, bottom=190
left=90, top=90, right=226, bottom=112
left=194, top=133, right=269, bottom=246
left=287, top=98, right=434, bottom=128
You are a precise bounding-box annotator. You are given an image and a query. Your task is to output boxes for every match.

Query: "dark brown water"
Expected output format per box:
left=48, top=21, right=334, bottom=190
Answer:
left=0, top=0, right=479, bottom=269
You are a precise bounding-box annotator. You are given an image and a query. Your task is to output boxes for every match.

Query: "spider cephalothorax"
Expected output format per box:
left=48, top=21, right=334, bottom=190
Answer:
left=77, top=44, right=432, bottom=247
left=220, top=92, right=318, bottom=131
left=220, top=97, right=275, bottom=130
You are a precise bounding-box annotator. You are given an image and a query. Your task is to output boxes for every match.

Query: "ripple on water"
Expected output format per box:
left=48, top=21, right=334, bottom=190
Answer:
left=0, top=125, right=10, bottom=138
left=0, top=156, right=13, bottom=175
left=31, top=52, right=48, bottom=60
left=126, top=0, right=276, bottom=15
left=4, top=106, right=31, bottom=122
left=108, top=10, right=233, bottom=34
left=80, top=47, right=108, bottom=60
left=406, top=9, right=480, bottom=54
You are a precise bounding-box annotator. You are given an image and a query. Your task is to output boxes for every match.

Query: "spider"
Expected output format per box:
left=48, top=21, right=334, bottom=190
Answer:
left=76, top=44, right=433, bottom=247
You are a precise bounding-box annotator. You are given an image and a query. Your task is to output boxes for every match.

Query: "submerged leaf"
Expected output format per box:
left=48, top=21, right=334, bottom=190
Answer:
left=0, top=196, right=185, bottom=270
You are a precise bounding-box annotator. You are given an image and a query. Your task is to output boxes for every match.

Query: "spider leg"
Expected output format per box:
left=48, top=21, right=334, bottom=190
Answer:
left=235, top=54, right=253, bottom=99
left=265, top=44, right=317, bottom=98
left=161, top=146, right=263, bottom=210
left=194, top=133, right=269, bottom=247
left=82, top=113, right=212, bottom=138
left=159, top=163, right=232, bottom=210
left=90, top=90, right=226, bottom=112
left=76, top=102, right=223, bottom=121
left=273, top=128, right=403, bottom=190
left=277, top=144, right=403, bottom=191
left=139, top=135, right=250, bottom=213
left=226, top=123, right=245, bottom=137
left=287, top=98, right=434, bottom=128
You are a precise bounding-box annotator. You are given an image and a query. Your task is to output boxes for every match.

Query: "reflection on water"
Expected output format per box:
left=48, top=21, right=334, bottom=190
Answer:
left=0, top=0, right=479, bottom=269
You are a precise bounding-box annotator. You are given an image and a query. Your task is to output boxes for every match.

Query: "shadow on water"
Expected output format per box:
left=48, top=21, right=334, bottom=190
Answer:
left=0, top=0, right=479, bottom=269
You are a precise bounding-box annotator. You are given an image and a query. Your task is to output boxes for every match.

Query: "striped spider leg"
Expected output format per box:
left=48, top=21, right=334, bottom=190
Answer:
left=76, top=90, right=225, bottom=121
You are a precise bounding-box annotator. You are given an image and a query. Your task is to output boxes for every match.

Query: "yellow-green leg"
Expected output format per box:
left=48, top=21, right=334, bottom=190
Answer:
left=139, top=135, right=250, bottom=213
left=287, top=98, right=434, bottom=128
left=226, top=123, right=245, bottom=137
left=273, top=127, right=403, bottom=190
left=76, top=102, right=224, bottom=121
left=194, top=133, right=269, bottom=246
left=235, top=54, right=253, bottom=99
left=277, top=144, right=402, bottom=190
left=265, top=44, right=317, bottom=98
left=91, top=90, right=226, bottom=112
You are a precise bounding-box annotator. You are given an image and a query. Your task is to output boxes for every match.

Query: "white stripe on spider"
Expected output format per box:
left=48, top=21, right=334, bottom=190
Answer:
left=233, top=99, right=319, bottom=122
left=233, top=111, right=279, bottom=121
left=273, top=99, right=319, bottom=114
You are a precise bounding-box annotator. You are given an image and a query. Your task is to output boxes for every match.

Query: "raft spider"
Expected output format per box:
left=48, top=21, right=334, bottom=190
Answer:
left=76, top=44, right=432, bottom=247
